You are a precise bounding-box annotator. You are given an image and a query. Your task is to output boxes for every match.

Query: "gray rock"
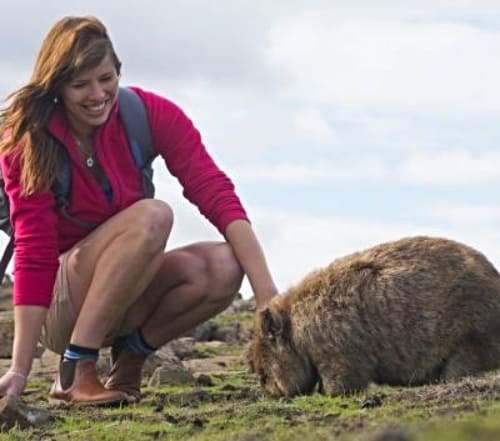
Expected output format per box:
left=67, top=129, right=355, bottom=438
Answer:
left=148, top=362, right=194, bottom=387
left=184, top=321, right=215, bottom=342
left=29, top=349, right=60, bottom=381
left=367, top=427, right=413, bottom=441
left=212, top=322, right=253, bottom=343
left=0, top=396, right=52, bottom=430
left=183, top=355, right=243, bottom=375
left=165, top=337, right=196, bottom=359
left=0, top=312, right=13, bottom=358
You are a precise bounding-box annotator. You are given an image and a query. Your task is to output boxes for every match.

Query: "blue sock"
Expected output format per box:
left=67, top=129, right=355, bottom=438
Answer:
left=63, top=344, right=99, bottom=361
left=118, top=329, right=157, bottom=357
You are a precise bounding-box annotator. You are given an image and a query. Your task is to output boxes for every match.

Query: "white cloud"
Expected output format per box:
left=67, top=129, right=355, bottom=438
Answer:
left=1, top=1, right=499, bottom=302
left=401, top=151, right=500, bottom=184
left=294, top=108, right=335, bottom=141
left=233, top=149, right=500, bottom=186
left=428, top=202, right=500, bottom=225
left=267, top=19, right=500, bottom=115
left=234, top=159, right=389, bottom=184
left=247, top=208, right=500, bottom=295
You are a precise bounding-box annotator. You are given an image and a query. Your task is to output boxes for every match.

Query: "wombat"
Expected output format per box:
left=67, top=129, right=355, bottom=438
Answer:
left=249, top=236, right=500, bottom=397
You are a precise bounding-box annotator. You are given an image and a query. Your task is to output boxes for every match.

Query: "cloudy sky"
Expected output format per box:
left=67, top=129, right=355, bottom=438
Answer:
left=1, top=1, right=499, bottom=297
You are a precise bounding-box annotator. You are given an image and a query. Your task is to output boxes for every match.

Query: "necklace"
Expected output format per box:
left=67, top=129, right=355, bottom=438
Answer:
left=74, top=135, right=95, bottom=168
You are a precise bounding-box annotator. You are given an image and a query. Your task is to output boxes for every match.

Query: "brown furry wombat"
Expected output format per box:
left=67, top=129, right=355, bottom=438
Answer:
left=249, top=236, right=500, bottom=397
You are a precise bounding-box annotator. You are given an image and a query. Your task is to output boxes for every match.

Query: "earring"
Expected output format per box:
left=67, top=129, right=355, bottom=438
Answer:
left=53, top=96, right=58, bottom=104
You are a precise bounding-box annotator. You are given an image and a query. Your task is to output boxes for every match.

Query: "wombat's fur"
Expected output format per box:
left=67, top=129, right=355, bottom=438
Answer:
left=249, top=236, right=500, bottom=397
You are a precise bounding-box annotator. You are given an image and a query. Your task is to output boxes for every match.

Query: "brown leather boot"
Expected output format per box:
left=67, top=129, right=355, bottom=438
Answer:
left=104, top=349, right=148, bottom=403
left=49, top=358, right=129, bottom=406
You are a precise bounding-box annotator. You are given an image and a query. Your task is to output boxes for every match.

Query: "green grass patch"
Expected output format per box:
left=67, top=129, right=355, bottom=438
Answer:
left=193, top=341, right=244, bottom=358
left=211, top=311, right=254, bottom=327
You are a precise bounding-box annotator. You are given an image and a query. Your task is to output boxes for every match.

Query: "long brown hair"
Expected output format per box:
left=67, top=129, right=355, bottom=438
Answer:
left=0, top=16, right=121, bottom=195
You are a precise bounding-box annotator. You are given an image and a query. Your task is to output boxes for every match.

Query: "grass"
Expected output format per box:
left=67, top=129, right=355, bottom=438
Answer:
left=3, top=314, right=500, bottom=440
left=5, top=366, right=500, bottom=441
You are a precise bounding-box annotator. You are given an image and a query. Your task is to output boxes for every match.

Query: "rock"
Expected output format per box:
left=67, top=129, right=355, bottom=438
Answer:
left=226, top=298, right=255, bottom=314
left=166, top=337, right=196, bottom=359
left=30, top=349, right=60, bottom=381
left=96, top=347, right=112, bottom=377
left=143, top=345, right=179, bottom=377
left=194, top=373, right=214, bottom=387
left=148, top=362, right=194, bottom=387
left=183, top=355, right=243, bottom=375
left=202, top=341, right=224, bottom=349
left=0, top=312, right=14, bottom=358
left=367, top=426, right=413, bottom=441
left=0, top=360, right=11, bottom=375
left=0, top=396, right=52, bottom=430
left=183, top=321, right=215, bottom=342
left=212, top=322, right=253, bottom=343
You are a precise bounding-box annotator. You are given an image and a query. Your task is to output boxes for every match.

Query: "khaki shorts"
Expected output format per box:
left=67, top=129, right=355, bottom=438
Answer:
left=40, top=252, right=130, bottom=355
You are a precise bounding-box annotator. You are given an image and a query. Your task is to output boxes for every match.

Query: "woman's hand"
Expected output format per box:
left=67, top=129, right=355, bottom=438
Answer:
left=0, top=370, right=27, bottom=397
left=224, top=220, right=279, bottom=311
left=255, top=289, right=277, bottom=311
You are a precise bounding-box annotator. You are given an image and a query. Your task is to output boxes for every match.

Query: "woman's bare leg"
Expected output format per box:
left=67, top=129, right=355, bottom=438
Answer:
left=120, top=241, right=244, bottom=347
left=48, top=199, right=175, bottom=405
left=64, top=199, right=243, bottom=349
left=57, top=198, right=243, bottom=403
left=64, top=199, right=174, bottom=348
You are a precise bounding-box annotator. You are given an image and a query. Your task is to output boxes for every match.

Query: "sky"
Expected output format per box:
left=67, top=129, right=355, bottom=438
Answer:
left=1, top=1, right=499, bottom=297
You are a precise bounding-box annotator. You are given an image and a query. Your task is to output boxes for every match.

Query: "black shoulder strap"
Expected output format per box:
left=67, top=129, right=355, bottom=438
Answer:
left=0, top=165, right=15, bottom=282
left=52, top=148, right=97, bottom=228
left=0, top=236, right=13, bottom=283
left=118, top=87, right=155, bottom=198
left=0, top=168, right=12, bottom=236
left=53, top=86, right=156, bottom=227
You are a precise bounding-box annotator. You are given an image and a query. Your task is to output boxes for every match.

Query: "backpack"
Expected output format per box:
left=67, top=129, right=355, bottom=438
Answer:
left=0, top=87, right=155, bottom=282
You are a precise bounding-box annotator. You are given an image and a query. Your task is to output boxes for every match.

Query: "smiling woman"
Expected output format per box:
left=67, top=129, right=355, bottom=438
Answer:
left=62, top=54, right=120, bottom=172
left=0, top=15, right=278, bottom=406
left=62, top=55, right=119, bottom=138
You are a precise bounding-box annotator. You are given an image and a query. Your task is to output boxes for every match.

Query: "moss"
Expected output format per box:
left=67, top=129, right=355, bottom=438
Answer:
left=193, top=341, right=244, bottom=358
left=211, top=311, right=254, bottom=327
left=6, top=326, right=500, bottom=441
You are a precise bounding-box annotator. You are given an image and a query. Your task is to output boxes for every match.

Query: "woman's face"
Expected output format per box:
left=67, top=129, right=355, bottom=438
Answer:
left=61, top=53, right=119, bottom=137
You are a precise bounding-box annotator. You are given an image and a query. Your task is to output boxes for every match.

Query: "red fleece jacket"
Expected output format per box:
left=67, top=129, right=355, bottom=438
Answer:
left=0, top=87, right=248, bottom=307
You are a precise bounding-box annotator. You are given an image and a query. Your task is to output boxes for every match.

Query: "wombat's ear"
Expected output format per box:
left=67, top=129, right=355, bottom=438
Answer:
left=260, top=307, right=284, bottom=337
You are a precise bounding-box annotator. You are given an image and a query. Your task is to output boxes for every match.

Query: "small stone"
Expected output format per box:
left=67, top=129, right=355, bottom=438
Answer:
left=0, top=395, right=52, bottom=430
left=195, top=374, right=214, bottom=387
left=367, top=426, right=413, bottom=441
left=0, top=312, right=14, bottom=358
left=148, top=365, right=194, bottom=387
left=166, top=338, right=195, bottom=359
left=361, top=393, right=385, bottom=409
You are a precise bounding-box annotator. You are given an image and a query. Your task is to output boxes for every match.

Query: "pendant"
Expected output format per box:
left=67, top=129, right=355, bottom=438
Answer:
left=86, top=156, right=94, bottom=168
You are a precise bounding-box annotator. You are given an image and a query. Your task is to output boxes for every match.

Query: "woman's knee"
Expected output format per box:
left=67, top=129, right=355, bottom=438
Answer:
left=205, top=244, right=244, bottom=303
left=128, top=199, right=174, bottom=250
left=165, top=243, right=243, bottom=303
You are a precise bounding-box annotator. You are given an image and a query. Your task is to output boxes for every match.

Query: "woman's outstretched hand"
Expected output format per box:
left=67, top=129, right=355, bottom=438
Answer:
left=0, top=370, right=27, bottom=397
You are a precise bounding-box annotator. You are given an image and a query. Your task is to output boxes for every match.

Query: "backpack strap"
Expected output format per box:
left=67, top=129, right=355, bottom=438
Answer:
left=52, top=148, right=99, bottom=228
left=0, top=236, right=14, bottom=284
left=0, top=167, right=15, bottom=282
left=53, top=87, right=156, bottom=227
left=118, top=87, right=155, bottom=198
left=0, top=168, right=12, bottom=236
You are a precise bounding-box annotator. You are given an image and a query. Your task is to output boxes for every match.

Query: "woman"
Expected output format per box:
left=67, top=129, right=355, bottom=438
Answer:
left=0, top=16, right=277, bottom=406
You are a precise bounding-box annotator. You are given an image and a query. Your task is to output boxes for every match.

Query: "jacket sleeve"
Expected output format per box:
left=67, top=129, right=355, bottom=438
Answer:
left=0, top=153, right=59, bottom=307
left=132, top=87, right=249, bottom=234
